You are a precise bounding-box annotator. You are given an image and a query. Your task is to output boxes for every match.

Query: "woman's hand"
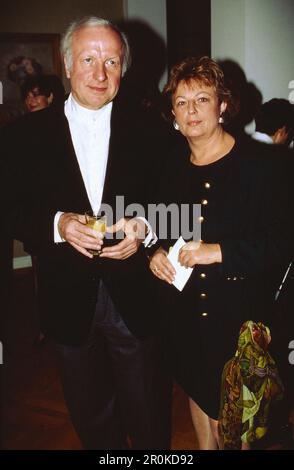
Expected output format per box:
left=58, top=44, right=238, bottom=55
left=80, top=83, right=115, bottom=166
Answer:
left=178, top=241, right=222, bottom=268
left=149, top=247, right=176, bottom=284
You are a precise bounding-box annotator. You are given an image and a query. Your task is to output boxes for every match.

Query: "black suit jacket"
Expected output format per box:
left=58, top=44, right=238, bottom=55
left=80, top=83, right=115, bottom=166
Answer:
left=1, top=93, right=169, bottom=345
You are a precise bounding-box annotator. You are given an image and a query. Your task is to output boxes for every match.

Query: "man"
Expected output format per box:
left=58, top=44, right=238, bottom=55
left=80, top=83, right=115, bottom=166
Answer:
left=1, top=17, right=170, bottom=449
left=252, top=98, right=294, bottom=147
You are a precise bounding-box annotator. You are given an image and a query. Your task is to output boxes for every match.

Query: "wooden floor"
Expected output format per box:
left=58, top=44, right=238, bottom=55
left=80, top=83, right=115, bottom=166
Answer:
left=1, top=268, right=197, bottom=450
left=1, top=268, right=293, bottom=450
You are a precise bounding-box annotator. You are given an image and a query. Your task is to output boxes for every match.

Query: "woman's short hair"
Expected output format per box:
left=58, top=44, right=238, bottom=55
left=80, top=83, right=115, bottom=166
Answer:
left=61, top=16, right=131, bottom=76
left=162, top=56, right=236, bottom=122
left=21, top=74, right=65, bottom=105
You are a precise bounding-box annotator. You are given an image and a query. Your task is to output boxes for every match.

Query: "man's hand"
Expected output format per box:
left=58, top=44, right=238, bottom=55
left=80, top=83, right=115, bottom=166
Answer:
left=58, top=212, right=104, bottom=258
left=100, top=217, right=146, bottom=260
left=178, top=241, right=222, bottom=268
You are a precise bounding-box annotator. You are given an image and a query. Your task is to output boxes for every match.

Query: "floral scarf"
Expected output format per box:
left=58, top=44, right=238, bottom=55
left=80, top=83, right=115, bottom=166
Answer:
left=218, top=321, right=284, bottom=449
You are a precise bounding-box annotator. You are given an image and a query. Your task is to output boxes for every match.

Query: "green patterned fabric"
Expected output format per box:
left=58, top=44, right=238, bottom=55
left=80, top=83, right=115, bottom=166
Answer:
left=218, top=321, right=284, bottom=449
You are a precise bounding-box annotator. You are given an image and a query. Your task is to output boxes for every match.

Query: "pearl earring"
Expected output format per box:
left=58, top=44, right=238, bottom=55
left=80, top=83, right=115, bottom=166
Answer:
left=173, top=119, right=180, bottom=130
left=219, top=115, right=224, bottom=124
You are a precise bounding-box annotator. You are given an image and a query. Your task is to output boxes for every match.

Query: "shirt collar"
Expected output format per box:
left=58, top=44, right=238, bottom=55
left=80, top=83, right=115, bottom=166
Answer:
left=65, top=92, right=113, bottom=123
left=252, top=131, right=273, bottom=144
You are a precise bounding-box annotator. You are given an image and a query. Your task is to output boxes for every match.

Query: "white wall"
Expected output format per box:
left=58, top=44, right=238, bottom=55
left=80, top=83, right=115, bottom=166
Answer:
left=245, top=0, right=294, bottom=102
left=0, top=0, right=124, bottom=33
left=211, top=0, right=246, bottom=68
left=124, top=0, right=167, bottom=89
left=211, top=0, right=294, bottom=103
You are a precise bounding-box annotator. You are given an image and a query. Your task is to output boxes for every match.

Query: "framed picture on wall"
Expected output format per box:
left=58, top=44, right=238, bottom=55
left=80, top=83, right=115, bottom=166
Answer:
left=0, top=33, right=62, bottom=123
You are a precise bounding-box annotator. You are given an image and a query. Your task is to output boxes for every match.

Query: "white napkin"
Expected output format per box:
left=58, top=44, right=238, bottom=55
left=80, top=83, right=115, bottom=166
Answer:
left=167, top=237, right=193, bottom=291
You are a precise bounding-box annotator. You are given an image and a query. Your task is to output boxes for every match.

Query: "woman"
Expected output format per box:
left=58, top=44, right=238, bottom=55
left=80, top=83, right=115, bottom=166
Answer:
left=21, top=74, right=65, bottom=346
left=149, top=57, right=291, bottom=449
left=21, top=74, right=65, bottom=112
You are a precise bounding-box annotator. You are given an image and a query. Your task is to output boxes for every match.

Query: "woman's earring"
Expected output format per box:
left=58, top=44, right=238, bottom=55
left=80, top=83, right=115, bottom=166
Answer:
left=218, top=114, right=224, bottom=124
left=173, top=119, right=180, bottom=130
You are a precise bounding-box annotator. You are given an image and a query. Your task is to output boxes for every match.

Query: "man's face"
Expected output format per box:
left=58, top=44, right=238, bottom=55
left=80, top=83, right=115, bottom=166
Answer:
left=65, top=26, right=123, bottom=110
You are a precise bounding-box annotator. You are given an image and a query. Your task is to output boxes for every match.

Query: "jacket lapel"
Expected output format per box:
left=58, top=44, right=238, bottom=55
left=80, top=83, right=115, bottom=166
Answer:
left=101, top=96, right=128, bottom=205
left=55, top=109, right=92, bottom=212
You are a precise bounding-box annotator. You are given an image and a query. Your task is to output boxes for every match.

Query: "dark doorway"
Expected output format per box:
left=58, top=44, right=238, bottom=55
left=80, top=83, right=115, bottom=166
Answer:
left=166, top=0, right=211, bottom=70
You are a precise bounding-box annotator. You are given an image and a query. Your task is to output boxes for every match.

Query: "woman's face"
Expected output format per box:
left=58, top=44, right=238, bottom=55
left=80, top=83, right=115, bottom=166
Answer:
left=25, top=87, right=52, bottom=112
left=172, top=80, right=226, bottom=140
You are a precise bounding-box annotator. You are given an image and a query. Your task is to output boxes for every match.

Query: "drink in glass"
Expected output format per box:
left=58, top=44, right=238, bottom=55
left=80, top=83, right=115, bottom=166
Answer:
left=85, top=212, right=106, bottom=256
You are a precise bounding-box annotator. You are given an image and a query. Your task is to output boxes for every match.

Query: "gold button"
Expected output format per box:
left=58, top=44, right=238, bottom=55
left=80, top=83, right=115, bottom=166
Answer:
left=200, top=293, right=207, bottom=298
left=200, top=273, right=206, bottom=279
left=198, top=216, right=204, bottom=223
left=204, top=182, right=211, bottom=189
left=201, top=199, right=208, bottom=205
left=201, top=312, right=208, bottom=317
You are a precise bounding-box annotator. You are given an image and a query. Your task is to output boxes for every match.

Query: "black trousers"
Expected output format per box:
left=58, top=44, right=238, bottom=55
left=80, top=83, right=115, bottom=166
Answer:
left=55, top=280, right=171, bottom=450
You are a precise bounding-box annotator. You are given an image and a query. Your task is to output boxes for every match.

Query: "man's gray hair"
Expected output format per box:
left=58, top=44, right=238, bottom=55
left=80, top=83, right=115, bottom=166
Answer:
left=61, top=16, right=131, bottom=76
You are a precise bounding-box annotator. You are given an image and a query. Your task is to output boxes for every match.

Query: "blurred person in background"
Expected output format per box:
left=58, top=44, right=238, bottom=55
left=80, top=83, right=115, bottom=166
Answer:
left=21, top=74, right=65, bottom=112
left=252, top=98, right=294, bottom=148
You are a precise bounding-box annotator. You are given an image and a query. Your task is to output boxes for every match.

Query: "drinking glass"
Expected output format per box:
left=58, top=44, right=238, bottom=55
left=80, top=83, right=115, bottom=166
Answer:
left=85, top=212, right=106, bottom=256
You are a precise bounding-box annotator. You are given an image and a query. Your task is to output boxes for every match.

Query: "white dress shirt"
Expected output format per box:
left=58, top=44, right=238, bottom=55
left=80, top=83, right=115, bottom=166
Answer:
left=251, top=131, right=273, bottom=144
left=54, top=93, right=155, bottom=247
left=65, top=93, right=112, bottom=215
